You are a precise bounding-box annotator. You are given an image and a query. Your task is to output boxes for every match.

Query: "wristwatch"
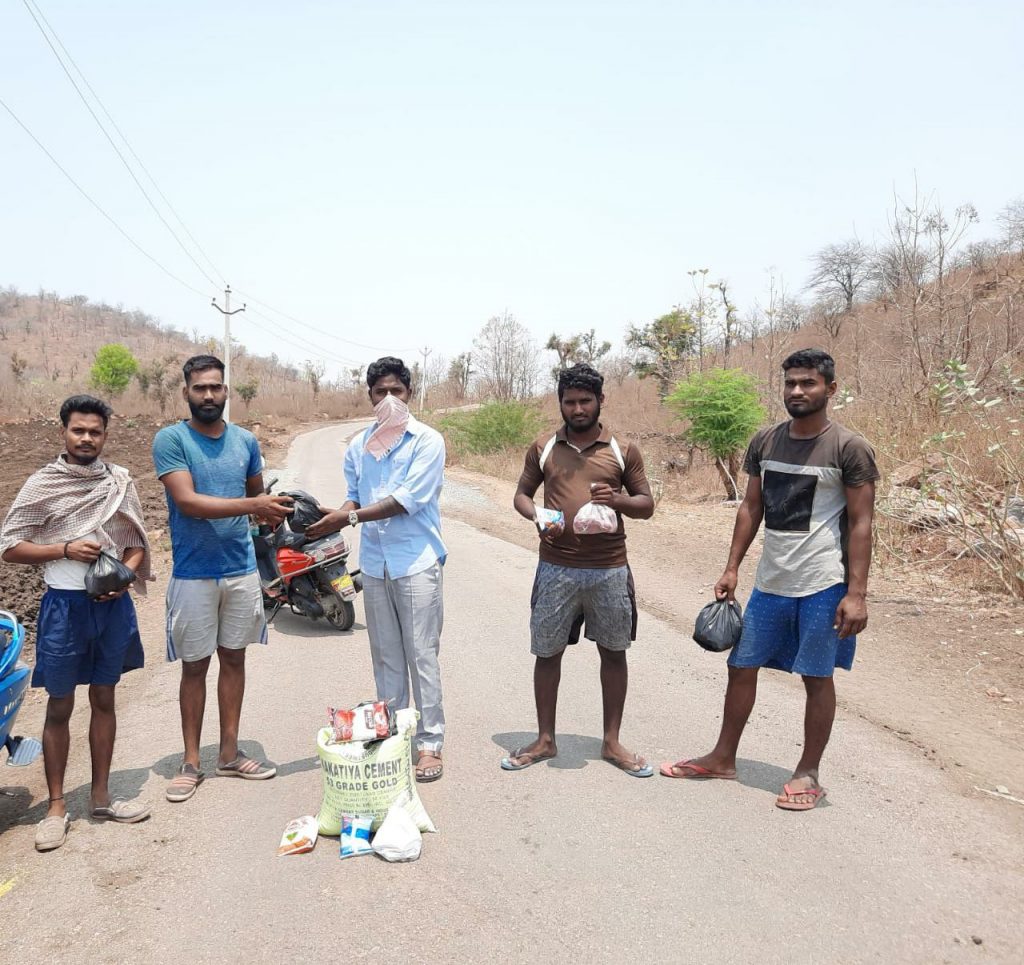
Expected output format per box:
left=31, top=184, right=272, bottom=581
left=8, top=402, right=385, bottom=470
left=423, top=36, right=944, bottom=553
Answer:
left=348, top=510, right=360, bottom=528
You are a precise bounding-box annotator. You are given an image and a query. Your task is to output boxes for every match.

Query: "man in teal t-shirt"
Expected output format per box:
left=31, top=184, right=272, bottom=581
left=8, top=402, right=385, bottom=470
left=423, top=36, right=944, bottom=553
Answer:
left=152, top=355, right=292, bottom=804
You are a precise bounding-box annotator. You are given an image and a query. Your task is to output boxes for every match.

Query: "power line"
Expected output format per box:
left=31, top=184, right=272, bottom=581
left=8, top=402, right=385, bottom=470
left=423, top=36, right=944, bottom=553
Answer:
left=23, top=0, right=228, bottom=288
left=0, top=95, right=210, bottom=298
left=20, top=0, right=221, bottom=291
left=241, top=307, right=365, bottom=370
left=232, top=289, right=415, bottom=354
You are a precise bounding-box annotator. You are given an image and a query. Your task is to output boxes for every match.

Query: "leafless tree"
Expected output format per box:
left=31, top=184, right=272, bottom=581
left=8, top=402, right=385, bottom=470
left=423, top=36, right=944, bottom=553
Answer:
left=473, top=313, right=539, bottom=401
left=447, top=353, right=473, bottom=400
left=997, top=196, right=1024, bottom=257
left=806, top=239, right=874, bottom=312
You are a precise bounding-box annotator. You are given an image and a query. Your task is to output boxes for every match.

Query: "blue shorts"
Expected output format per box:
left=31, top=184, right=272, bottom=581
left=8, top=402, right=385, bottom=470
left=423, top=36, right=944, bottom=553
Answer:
left=33, top=589, right=144, bottom=697
left=727, top=583, right=855, bottom=678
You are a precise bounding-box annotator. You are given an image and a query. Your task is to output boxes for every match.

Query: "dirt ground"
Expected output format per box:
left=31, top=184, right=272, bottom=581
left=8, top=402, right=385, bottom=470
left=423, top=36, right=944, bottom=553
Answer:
left=0, top=417, right=299, bottom=656
left=441, top=465, right=1024, bottom=798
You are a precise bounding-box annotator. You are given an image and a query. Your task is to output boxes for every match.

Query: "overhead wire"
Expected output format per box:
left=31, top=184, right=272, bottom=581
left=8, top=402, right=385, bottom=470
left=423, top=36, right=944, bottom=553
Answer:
left=22, top=0, right=228, bottom=288
left=20, top=0, right=221, bottom=292
left=242, top=307, right=364, bottom=370
left=232, top=289, right=415, bottom=355
left=17, top=0, right=412, bottom=363
left=0, top=95, right=210, bottom=299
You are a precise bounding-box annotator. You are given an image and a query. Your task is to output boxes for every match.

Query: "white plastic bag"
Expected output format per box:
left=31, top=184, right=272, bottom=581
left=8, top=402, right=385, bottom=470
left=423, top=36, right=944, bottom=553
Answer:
left=573, top=500, right=617, bottom=534
left=371, top=802, right=423, bottom=862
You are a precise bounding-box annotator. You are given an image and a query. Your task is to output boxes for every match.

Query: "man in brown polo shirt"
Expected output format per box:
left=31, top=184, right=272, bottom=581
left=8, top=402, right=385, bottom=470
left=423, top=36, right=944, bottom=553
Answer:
left=500, top=363, right=656, bottom=777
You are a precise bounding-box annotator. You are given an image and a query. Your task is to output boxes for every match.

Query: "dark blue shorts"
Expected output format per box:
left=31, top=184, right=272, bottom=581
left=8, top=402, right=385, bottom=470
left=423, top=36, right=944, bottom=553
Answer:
left=727, top=583, right=855, bottom=678
left=33, top=589, right=144, bottom=697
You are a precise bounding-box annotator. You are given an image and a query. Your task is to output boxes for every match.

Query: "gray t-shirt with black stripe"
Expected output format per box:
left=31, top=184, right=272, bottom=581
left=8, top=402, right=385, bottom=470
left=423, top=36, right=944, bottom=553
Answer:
left=743, top=420, right=879, bottom=598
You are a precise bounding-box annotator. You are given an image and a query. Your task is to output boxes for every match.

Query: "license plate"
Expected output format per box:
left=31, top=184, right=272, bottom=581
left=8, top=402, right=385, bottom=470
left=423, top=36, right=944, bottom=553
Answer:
left=330, top=573, right=356, bottom=600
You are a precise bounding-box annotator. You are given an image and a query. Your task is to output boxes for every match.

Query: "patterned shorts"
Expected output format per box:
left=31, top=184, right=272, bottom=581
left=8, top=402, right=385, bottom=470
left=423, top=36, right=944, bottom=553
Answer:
left=529, top=561, right=636, bottom=658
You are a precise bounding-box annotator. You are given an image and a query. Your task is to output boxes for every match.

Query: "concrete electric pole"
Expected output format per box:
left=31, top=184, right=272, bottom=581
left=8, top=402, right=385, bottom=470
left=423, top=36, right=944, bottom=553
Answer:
left=211, top=286, right=246, bottom=422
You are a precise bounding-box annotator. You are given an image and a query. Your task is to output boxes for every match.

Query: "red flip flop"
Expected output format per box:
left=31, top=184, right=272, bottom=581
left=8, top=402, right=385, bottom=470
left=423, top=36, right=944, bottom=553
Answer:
left=659, top=759, right=738, bottom=780
left=775, top=782, right=827, bottom=811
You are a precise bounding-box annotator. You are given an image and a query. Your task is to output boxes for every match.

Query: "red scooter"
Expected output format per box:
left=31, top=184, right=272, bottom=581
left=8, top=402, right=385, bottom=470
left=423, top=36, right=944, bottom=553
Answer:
left=252, top=480, right=362, bottom=631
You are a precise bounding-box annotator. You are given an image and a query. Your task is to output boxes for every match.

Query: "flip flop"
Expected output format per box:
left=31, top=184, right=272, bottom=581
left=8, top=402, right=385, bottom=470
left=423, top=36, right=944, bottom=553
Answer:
left=34, top=813, right=70, bottom=852
left=216, top=752, right=277, bottom=780
left=659, top=759, right=738, bottom=780
left=166, top=764, right=204, bottom=802
left=776, top=782, right=827, bottom=811
left=604, top=753, right=654, bottom=778
left=500, top=748, right=556, bottom=771
left=91, top=799, right=151, bottom=823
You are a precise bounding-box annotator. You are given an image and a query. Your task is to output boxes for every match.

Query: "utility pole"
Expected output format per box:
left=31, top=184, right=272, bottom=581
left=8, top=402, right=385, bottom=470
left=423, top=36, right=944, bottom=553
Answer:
left=211, top=285, right=246, bottom=422
left=418, top=346, right=432, bottom=412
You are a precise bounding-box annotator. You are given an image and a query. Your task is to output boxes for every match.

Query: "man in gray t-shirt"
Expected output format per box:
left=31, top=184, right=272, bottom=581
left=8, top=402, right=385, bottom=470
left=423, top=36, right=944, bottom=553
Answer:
left=661, top=349, right=878, bottom=812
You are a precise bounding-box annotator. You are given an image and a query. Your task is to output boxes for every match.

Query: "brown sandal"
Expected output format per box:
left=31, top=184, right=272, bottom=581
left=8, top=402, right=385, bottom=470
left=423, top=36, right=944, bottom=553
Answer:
left=416, top=752, right=443, bottom=783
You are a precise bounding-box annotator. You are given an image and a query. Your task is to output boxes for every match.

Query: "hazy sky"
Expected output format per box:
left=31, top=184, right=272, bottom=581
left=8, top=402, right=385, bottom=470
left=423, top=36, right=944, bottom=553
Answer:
left=2, top=0, right=1022, bottom=378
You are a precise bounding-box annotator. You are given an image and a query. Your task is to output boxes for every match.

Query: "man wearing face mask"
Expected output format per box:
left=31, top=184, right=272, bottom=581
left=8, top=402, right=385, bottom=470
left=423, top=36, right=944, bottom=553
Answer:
left=307, top=357, right=448, bottom=782
left=153, top=355, right=293, bottom=804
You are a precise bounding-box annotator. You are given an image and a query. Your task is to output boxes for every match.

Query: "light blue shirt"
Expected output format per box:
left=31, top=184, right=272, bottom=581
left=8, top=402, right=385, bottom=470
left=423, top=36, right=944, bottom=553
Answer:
left=345, top=416, right=447, bottom=579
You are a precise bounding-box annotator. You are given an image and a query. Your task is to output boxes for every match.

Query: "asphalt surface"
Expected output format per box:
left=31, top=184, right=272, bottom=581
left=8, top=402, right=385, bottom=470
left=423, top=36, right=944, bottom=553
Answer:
left=1, top=421, right=1022, bottom=964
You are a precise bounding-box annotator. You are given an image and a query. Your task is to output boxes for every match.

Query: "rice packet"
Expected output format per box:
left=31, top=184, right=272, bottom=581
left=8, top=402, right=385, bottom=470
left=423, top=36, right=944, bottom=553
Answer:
left=277, top=815, right=318, bottom=856
left=535, top=507, right=564, bottom=533
left=339, top=814, right=374, bottom=859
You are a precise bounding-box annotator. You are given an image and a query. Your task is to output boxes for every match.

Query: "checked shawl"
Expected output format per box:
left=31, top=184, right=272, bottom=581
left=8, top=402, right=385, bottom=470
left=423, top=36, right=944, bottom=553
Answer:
left=0, top=455, right=153, bottom=593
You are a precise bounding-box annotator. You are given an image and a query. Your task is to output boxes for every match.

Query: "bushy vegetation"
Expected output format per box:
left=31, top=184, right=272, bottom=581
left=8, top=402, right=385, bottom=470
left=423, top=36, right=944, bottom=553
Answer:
left=90, top=343, right=139, bottom=397
left=440, top=401, right=544, bottom=455
left=665, top=368, right=764, bottom=499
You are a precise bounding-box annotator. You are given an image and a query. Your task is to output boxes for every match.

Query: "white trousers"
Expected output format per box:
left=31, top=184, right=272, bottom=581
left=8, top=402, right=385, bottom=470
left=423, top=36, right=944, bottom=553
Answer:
left=361, top=561, right=445, bottom=754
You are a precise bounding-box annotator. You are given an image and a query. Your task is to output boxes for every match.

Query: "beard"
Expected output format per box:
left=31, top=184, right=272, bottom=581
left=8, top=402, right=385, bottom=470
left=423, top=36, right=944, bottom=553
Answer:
left=189, top=398, right=226, bottom=424
left=784, top=396, right=828, bottom=418
left=68, top=449, right=99, bottom=465
left=566, top=404, right=601, bottom=433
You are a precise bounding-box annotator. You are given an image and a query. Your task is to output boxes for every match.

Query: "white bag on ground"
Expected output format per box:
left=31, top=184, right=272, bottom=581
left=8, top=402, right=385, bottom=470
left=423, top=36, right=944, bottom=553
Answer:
left=372, top=802, right=423, bottom=862
left=317, top=708, right=436, bottom=835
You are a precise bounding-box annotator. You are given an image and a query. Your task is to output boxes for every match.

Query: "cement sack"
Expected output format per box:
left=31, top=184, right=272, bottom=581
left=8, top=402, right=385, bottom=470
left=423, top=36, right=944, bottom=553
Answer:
left=317, top=707, right=436, bottom=835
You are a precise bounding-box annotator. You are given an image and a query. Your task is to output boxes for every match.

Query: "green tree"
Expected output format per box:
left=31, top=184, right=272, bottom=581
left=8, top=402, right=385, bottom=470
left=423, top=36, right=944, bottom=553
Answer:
left=235, top=377, right=259, bottom=410
left=440, top=401, right=542, bottom=455
left=665, top=368, right=764, bottom=500
left=625, top=308, right=696, bottom=398
left=90, top=343, right=138, bottom=397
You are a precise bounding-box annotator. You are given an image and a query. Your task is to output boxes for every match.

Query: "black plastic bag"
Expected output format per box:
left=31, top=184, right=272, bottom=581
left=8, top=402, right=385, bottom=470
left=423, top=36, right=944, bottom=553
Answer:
left=693, top=598, right=743, bottom=653
left=280, top=490, right=324, bottom=533
left=84, top=551, right=136, bottom=600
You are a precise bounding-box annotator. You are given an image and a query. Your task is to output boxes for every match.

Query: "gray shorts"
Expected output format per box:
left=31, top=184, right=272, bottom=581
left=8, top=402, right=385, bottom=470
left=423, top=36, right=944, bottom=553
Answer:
left=530, top=561, right=636, bottom=658
left=165, top=572, right=267, bottom=663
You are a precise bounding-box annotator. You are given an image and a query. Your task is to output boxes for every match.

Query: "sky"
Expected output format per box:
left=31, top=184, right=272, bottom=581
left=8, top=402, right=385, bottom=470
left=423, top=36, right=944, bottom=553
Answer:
left=2, top=0, right=1022, bottom=379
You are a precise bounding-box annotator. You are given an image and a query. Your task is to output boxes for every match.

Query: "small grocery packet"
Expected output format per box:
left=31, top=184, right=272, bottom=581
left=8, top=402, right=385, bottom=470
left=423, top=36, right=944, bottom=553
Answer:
left=327, top=701, right=392, bottom=743
left=534, top=507, right=564, bottom=533
left=277, top=815, right=318, bottom=856
left=339, top=814, right=374, bottom=859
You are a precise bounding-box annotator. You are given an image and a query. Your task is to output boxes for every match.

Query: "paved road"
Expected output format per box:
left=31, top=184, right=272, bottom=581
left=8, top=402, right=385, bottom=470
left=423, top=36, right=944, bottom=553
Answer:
left=1, top=422, right=1022, bottom=964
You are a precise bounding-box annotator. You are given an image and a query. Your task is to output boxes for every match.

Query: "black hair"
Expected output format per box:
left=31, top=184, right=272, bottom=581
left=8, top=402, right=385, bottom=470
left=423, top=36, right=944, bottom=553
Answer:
left=557, top=362, right=604, bottom=401
left=60, top=394, right=112, bottom=428
left=182, top=354, right=225, bottom=385
left=366, top=356, right=412, bottom=390
left=782, top=348, right=836, bottom=384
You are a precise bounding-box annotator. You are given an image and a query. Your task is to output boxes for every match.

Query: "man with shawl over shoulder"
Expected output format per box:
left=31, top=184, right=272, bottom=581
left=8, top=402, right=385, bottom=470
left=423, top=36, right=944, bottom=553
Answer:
left=1, top=395, right=153, bottom=852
